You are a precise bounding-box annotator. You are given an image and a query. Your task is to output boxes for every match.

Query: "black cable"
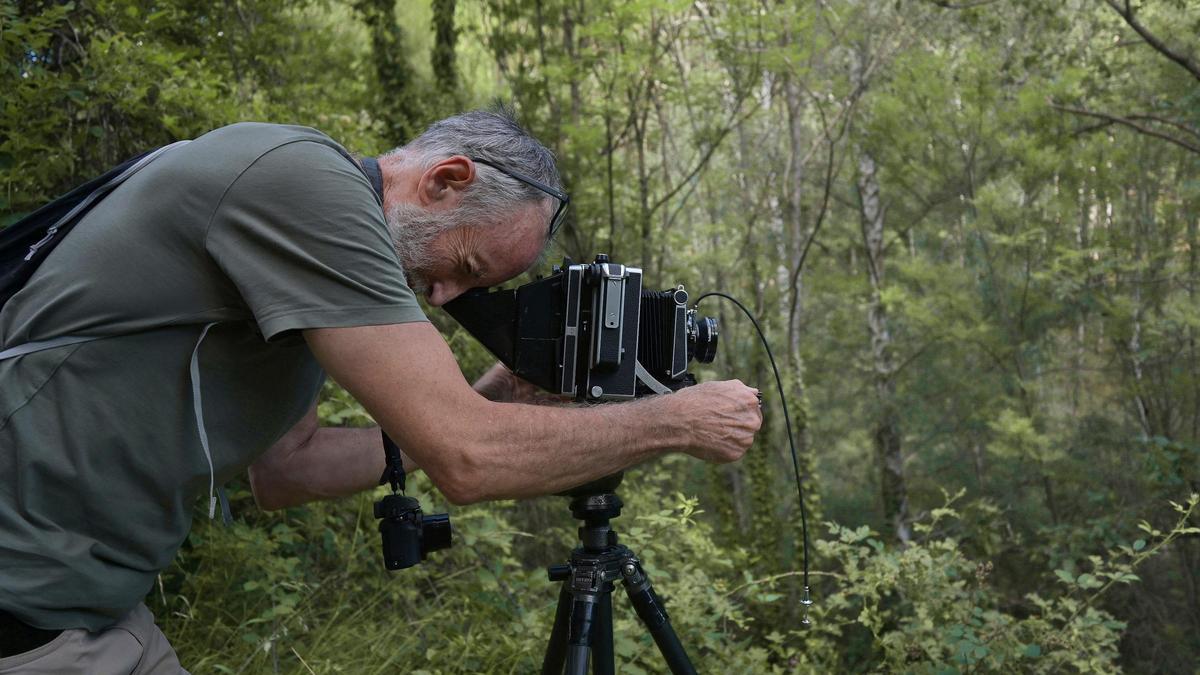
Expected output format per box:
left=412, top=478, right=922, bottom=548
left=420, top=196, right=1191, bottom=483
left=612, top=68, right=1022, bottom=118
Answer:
left=695, top=292, right=813, bottom=622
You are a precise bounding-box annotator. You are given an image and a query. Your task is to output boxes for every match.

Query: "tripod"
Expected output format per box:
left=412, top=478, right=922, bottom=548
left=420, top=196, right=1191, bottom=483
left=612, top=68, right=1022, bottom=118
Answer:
left=541, top=490, right=697, bottom=675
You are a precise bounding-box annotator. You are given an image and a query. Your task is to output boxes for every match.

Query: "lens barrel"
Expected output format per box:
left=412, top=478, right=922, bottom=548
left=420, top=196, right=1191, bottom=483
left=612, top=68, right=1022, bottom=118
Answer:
left=688, top=314, right=719, bottom=364
left=421, top=513, right=452, bottom=556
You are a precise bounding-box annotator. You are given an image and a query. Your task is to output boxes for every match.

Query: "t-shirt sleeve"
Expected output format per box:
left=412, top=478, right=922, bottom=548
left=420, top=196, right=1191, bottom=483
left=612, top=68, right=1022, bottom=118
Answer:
left=205, top=140, right=427, bottom=340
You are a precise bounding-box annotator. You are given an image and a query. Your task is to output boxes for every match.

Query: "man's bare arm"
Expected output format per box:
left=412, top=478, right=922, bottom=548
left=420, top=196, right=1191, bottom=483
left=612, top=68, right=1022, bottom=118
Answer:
left=250, top=362, right=520, bottom=510
left=295, top=322, right=759, bottom=505
left=247, top=407, right=406, bottom=510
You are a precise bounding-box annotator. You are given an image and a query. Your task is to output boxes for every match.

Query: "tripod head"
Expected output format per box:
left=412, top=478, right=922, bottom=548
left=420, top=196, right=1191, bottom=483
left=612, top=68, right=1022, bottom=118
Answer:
left=568, top=491, right=625, bottom=552
left=558, top=471, right=625, bottom=499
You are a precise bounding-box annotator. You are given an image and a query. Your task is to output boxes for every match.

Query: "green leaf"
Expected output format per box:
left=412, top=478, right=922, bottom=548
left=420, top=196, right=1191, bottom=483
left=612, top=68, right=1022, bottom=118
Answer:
left=1054, top=569, right=1075, bottom=584
left=1133, top=539, right=1146, bottom=551
left=1024, top=644, right=1042, bottom=658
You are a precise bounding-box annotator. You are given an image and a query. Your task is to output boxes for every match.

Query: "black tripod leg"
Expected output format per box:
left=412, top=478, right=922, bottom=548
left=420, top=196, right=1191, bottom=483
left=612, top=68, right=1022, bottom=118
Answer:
left=592, top=592, right=615, bottom=675
left=622, top=562, right=698, bottom=675
left=542, top=582, right=573, bottom=675
left=564, top=593, right=600, bottom=675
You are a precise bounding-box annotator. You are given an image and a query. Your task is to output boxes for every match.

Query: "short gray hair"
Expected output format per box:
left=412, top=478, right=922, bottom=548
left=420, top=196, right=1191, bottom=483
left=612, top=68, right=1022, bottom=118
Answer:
left=385, top=106, right=562, bottom=227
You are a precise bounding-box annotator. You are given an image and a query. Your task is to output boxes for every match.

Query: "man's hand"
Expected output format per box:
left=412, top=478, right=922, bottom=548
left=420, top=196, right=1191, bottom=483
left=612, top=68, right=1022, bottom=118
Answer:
left=471, top=362, right=520, bottom=402
left=472, top=361, right=571, bottom=404
left=671, top=380, right=762, bottom=463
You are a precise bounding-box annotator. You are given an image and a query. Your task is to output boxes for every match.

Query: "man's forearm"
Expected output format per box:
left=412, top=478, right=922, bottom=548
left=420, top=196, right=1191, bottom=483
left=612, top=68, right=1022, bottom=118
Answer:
left=249, top=409, right=418, bottom=510
left=419, top=394, right=691, bottom=504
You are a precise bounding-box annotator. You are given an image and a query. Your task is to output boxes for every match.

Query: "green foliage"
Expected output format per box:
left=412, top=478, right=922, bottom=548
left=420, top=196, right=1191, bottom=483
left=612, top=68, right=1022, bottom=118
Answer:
left=156, top=480, right=1198, bottom=672
left=7, top=0, right=1200, bottom=671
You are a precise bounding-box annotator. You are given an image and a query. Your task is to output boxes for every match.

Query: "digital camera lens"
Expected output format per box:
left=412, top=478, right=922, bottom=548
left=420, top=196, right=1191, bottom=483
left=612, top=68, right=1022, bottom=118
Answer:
left=421, top=513, right=452, bottom=557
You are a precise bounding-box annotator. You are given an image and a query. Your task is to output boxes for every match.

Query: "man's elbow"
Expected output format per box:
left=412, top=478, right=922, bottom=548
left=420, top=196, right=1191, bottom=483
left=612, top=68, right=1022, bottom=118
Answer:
left=248, top=465, right=296, bottom=511
left=423, top=449, right=487, bottom=506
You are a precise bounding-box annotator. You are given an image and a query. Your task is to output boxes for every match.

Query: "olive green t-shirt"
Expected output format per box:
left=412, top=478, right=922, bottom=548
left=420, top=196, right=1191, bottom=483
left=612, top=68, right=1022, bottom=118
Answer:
left=0, top=123, right=427, bottom=631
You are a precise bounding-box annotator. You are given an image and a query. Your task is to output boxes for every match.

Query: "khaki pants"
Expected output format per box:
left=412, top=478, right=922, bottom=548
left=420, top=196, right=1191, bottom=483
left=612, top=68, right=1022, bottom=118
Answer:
left=0, top=604, right=187, bottom=674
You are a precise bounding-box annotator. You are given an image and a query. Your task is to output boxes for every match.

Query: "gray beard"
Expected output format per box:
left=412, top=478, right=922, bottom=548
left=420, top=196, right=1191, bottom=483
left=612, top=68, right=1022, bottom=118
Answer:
left=384, top=203, right=457, bottom=295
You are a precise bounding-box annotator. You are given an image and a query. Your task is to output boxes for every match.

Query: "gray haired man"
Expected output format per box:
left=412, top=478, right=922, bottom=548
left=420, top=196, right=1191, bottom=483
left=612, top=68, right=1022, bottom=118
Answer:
left=0, top=109, right=761, bottom=672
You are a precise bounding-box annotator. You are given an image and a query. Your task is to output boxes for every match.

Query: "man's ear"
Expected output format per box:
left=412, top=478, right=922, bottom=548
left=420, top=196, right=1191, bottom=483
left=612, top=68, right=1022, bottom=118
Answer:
left=418, top=155, right=476, bottom=205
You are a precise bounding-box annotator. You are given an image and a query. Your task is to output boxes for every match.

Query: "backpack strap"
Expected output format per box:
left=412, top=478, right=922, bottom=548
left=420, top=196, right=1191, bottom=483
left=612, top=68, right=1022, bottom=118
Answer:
left=21, top=141, right=190, bottom=263
left=360, top=156, right=385, bottom=202
left=189, top=322, right=227, bottom=522
left=0, top=324, right=232, bottom=524
left=0, top=334, right=100, bottom=360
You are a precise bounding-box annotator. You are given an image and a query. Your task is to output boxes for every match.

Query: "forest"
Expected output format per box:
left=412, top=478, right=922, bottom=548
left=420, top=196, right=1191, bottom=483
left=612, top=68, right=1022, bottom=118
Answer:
left=3, top=0, right=1200, bottom=672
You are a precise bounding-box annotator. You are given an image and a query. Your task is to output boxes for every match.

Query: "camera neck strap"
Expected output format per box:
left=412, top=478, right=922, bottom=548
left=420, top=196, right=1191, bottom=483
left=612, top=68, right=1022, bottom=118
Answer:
left=380, top=430, right=406, bottom=494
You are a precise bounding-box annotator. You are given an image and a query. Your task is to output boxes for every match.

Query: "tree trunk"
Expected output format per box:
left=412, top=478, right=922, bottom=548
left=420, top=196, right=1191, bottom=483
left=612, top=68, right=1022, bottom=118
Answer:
left=354, top=0, right=419, bottom=144
left=431, top=0, right=457, bottom=93
left=858, top=149, right=911, bottom=544
left=780, top=46, right=818, bottom=530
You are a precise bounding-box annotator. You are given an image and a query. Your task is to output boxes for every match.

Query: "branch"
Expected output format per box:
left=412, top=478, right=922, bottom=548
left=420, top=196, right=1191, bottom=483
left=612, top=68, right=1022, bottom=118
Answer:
left=1102, top=0, right=1200, bottom=84
left=648, top=104, right=756, bottom=216
left=1050, top=102, right=1200, bottom=155
left=921, top=0, right=1001, bottom=8
left=793, top=130, right=838, bottom=285
left=1124, top=113, right=1200, bottom=140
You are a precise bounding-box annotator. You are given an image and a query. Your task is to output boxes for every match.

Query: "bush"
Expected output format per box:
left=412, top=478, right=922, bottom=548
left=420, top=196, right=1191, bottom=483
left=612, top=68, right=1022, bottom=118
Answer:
left=154, top=471, right=1197, bottom=673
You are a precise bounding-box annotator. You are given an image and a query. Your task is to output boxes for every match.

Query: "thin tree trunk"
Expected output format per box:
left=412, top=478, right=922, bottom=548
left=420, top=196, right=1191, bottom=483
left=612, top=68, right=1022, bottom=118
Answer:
left=1128, top=183, right=1155, bottom=436
left=431, top=0, right=457, bottom=93
left=780, top=53, right=817, bottom=529
left=354, top=0, right=419, bottom=144
left=1189, top=215, right=1199, bottom=443
left=858, top=149, right=911, bottom=544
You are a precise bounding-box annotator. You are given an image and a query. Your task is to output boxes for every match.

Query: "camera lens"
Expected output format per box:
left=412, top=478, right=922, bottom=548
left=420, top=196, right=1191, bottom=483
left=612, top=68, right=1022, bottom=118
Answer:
left=421, top=513, right=452, bottom=557
left=689, top=315, right=718, bottom=364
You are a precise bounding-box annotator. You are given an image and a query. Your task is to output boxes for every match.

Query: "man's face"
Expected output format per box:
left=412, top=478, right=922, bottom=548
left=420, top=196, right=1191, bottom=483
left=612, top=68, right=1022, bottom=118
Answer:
left=392, top=199, right=549, bottom=306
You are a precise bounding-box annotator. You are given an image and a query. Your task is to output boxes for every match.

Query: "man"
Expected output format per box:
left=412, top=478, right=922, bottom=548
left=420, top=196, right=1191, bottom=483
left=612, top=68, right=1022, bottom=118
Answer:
left=0, top=109, right=761, bottom=672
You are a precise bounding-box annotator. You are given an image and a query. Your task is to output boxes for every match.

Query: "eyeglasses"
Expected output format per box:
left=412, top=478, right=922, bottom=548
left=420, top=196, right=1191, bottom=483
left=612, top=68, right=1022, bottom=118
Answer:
left=471, top=157, right=569, bottom=239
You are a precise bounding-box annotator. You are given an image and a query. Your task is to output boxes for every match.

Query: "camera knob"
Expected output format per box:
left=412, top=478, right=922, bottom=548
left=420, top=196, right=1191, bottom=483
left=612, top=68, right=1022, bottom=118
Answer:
left=548, top=564, right=570, bottom=581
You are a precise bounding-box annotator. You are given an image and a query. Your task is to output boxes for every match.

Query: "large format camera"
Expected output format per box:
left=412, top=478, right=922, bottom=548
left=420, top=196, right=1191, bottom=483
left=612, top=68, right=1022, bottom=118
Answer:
left=445, top=254, right=718, bottom=401
left=377, top=254, right=719, bottom=571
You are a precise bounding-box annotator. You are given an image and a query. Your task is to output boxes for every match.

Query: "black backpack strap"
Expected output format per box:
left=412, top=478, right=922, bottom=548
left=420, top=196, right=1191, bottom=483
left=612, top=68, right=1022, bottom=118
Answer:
left=359, top=156, right=385, bottom=203
left=0, top=141, right=190, bottom=309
